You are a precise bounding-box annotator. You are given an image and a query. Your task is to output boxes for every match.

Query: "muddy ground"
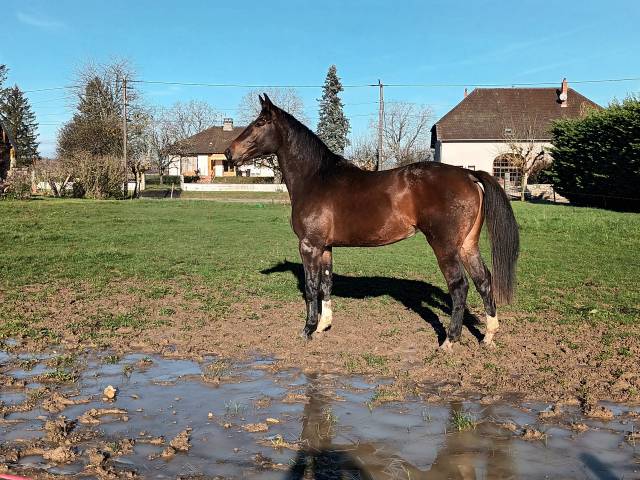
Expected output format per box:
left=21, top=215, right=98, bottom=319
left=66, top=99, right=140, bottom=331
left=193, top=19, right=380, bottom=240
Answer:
left=1, top=351, right=639, bottom=479
left=2, top=277, right=639, bottom=408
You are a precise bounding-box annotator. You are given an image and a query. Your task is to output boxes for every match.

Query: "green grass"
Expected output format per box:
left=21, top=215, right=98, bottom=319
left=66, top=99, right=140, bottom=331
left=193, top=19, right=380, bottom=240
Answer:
left=0, top=199, right=638, bottom=329
left=450, top=410, right=476, bottom=431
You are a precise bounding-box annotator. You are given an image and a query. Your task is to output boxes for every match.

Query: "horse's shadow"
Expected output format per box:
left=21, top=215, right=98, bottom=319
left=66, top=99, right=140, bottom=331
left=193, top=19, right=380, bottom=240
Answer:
left=261, top=260, right=483, bottom=344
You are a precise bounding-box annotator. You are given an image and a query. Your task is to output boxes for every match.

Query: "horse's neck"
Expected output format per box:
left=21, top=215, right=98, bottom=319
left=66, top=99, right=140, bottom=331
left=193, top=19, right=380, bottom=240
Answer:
left=276, top=148, right=315, bottom=204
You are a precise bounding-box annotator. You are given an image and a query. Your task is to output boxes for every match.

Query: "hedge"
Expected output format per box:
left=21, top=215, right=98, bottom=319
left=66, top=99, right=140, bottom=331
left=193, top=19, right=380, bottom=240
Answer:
left=550, top=96, right=640, bottom=211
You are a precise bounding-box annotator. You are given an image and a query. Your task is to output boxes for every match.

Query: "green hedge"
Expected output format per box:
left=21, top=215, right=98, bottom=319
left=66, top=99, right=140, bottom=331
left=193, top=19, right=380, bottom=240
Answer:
left=550, top=96, right=640, bottom=211
left=145, top=174, right=181, bottom=185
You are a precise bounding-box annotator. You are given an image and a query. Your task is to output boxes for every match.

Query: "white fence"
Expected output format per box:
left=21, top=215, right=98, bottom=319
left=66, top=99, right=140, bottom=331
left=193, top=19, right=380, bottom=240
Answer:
left=180, top=182, right=288, bottom=193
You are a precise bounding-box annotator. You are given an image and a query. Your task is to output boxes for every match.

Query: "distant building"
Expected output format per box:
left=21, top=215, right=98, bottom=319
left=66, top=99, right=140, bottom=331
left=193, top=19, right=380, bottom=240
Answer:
left=0, top=114, right=16, bottom=180
left=430, top=79, right=600, bottom=187
left=167, top=118, right=274, bottom=180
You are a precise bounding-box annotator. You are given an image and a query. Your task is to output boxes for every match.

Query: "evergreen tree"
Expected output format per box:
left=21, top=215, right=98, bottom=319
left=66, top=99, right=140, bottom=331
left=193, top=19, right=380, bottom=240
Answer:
left=317, top=65, right=350, bottom=155
left=0, top=85, right=39, bottom=166
left=58, top=76, right=123, bottom=158
left=0, top=64, right=8, bottom=101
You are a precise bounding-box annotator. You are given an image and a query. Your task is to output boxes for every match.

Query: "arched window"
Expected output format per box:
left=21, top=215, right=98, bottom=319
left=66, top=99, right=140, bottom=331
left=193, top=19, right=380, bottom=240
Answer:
left=493, top=154, right=522, bottom=188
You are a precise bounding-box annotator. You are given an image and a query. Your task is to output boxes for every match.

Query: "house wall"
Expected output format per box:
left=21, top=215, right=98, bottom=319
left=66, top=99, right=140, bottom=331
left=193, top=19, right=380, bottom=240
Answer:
left=435, top=140, right=552, bottom=173
left=167, top=155, right=276, bottom=178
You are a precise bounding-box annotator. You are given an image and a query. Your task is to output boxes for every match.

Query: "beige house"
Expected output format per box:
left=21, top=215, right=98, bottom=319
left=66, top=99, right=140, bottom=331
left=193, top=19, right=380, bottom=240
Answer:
left=167, top=118, right=274, bottom=180
left=430, top=79, right=600, bottom=187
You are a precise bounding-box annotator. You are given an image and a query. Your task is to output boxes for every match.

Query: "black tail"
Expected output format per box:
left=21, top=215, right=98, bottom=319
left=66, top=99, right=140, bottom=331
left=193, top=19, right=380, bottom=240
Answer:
left=473, top=171, right=519, bottom=305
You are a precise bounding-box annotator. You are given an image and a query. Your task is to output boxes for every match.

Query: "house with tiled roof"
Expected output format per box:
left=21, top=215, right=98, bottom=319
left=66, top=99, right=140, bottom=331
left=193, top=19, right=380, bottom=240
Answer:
left=0, top=114, right=17, bottom=180
left=167, top=118, right=274, bottom=180
left=430, top=79, right=600, bottom=186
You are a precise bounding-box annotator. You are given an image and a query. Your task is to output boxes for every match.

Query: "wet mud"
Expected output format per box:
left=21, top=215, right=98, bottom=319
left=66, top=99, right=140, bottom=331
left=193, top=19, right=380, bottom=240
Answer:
left=1, top=350, right=639, bottom=479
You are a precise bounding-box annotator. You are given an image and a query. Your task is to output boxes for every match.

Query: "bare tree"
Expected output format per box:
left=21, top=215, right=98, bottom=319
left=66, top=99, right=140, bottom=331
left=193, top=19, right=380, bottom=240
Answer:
left=143, top=101, right=220, bottom=183
left=382, top=102, right=433, bottom=168
left=237, top=88, right=307, bottom=125
left=165, top=100, right=220, bottom=141
left=498, top=116, right=551, bottom=201
left=346, top=133, right=377, bottom=171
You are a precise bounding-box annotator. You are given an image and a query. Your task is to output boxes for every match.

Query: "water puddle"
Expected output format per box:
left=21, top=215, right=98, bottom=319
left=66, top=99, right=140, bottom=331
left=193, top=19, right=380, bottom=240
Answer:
left=1, top=350, right=639, bottom=479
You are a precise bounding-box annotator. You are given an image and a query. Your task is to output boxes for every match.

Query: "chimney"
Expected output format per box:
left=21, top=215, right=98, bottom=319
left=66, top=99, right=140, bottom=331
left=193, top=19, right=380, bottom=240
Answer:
left=558, top=78, right=568, bottom=107
left=223, top=118, right=234, bottom=131
left=464, top=88, right=468, bottom=98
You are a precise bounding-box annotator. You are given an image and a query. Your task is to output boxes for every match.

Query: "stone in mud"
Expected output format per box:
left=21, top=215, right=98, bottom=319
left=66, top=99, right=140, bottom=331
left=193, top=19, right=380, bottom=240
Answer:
left=243, top=423, right=269, bottom=432
left=103, top=385, right=118, bottom=401
left=265, top=418, right=280, bottom=424
left=43, top=445, right=77, bottom=463
left=521, top=428, right=546, bottom=441
left=169, top=429, right=191, bottom=452
left=582, top=403, right=614, bottom=420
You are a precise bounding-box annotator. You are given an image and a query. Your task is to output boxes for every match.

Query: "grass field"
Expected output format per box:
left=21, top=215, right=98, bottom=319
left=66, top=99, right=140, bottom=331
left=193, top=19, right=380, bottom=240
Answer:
left=1, top=198, right=638, bottom=322
left=1, top=198, right=639, bottom=401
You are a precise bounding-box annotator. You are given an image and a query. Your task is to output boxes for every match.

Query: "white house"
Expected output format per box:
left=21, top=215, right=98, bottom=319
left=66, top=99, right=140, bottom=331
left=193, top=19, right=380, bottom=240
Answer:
left=167, top=118, right=274, bottom=180
left=430, top=79, right=600, bottom=188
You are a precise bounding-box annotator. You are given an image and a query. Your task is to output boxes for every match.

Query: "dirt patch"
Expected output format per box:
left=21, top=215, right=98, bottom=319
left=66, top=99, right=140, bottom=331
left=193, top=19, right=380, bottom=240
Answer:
left=2, top=280, right=640, bottom=405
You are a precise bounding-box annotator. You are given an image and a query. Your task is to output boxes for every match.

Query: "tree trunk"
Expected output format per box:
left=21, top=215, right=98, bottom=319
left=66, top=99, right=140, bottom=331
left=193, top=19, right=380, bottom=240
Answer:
left=520, top=171, right=529, bottom=201
left=49, top=180, right=60, bottom=197
left=159, top=172, right=164, bottom=185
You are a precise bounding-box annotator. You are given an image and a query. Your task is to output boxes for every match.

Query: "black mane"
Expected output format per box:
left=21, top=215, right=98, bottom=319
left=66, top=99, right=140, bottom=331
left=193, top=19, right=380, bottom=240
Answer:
left=276, top=107, right=358, bottom=174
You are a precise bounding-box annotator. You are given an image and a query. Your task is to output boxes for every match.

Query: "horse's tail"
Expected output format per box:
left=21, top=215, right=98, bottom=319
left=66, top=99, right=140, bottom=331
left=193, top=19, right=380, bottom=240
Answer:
left=473, top=170, right=520, bottom=305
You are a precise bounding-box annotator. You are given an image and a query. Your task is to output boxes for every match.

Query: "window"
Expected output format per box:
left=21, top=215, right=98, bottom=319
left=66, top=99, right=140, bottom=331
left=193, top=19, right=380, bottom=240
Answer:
left=493, top=154, right=522, bottom=187
left=223, top=160, right=233, bottom=172
left=181, top=157, right=197, bottom=174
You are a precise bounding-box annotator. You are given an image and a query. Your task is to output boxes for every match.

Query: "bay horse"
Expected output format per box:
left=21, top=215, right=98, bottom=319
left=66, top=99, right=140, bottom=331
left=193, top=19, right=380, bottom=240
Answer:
left=225, top=94, right=519, bottom=350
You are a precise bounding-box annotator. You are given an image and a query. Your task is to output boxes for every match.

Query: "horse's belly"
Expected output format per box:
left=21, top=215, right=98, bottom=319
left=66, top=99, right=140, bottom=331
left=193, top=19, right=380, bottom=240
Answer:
left=331, top=218, right=417, bottom=247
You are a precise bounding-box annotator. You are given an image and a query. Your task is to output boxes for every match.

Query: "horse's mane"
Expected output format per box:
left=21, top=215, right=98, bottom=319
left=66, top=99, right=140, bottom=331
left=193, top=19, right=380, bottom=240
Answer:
left=276, top=107, right=359, bottom=175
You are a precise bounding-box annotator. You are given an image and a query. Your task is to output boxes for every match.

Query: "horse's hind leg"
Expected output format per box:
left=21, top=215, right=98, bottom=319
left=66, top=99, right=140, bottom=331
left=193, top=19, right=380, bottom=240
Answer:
left=435, top=251, right=469, bottom=350
left=461, top=246, right=498, bottom=345
left=316, top=248, right=333, bottom=332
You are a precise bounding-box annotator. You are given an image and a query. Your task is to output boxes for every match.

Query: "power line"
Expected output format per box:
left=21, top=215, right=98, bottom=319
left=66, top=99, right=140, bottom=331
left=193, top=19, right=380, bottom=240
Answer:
left=20, top=75, right=640, bottom=96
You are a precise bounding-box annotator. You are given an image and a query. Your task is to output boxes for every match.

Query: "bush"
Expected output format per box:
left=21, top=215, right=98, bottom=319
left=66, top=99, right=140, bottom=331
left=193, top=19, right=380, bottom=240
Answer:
left=183, top=174, right=200, bottom=183
left=145, top=174, right=181, bottom=185
left=210, top=176, right=274, bottom=184
left=70, top=153, right=125, bottom=199
left=1, top=169, right=32, bottom=200
left=550, top=96, right=640, bottom=210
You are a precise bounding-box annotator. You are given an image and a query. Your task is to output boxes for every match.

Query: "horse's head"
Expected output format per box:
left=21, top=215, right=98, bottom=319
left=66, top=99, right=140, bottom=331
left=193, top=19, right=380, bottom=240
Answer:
left=225, top=93, right=282, bottom=165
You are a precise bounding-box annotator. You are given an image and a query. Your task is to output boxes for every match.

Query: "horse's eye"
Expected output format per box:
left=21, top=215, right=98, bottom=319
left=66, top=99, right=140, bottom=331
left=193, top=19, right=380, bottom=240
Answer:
left=256, top=119, right=265, bottom=126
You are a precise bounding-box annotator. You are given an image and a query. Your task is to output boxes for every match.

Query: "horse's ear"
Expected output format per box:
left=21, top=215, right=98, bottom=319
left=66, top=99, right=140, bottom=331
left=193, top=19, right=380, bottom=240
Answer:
left=263, top=93, right=273, bottom=109
left=258, top=94, right=265, bottom=107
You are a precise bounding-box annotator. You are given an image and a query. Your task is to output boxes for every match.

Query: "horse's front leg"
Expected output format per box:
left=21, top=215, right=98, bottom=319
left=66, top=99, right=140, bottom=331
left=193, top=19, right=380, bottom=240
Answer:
left=299, top=239, right=323, bottom=340
left=317, top=248, right=333, bottom=332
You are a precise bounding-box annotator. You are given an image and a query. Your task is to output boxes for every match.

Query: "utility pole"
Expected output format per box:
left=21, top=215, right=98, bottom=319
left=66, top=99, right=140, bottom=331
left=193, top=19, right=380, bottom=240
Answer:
left=377, top=79, right=384, bottom=171
left=122, top=76, right=128, bottom=198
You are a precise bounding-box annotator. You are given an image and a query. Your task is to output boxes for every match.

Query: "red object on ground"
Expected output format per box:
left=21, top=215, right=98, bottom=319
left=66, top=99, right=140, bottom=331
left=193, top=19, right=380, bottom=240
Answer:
left=0, top=474, right=33, bottom=480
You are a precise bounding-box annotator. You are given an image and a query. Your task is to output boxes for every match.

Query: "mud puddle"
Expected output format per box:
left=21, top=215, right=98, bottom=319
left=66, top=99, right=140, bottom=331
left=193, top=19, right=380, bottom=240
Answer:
left=1, top=350, right=639, bottom=479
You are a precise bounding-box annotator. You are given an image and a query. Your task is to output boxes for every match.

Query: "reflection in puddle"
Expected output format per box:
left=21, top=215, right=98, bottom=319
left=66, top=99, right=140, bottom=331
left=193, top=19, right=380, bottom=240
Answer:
left=1, top=352, right=639, bottom=479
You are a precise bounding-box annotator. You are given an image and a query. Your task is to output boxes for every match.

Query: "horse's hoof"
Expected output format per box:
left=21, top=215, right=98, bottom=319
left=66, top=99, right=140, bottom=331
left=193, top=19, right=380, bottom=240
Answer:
left=439, top=338, right=453, bottom=352
left=482, top=338, right=496, bottom=349
left=300, top=328, right=313, bottom=341
left=315, top=323, right=332, bottom=333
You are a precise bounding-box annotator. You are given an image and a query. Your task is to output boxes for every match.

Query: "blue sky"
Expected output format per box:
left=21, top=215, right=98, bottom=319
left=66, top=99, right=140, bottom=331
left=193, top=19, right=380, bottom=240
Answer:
left=1, top=0, right=638, bottom=157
